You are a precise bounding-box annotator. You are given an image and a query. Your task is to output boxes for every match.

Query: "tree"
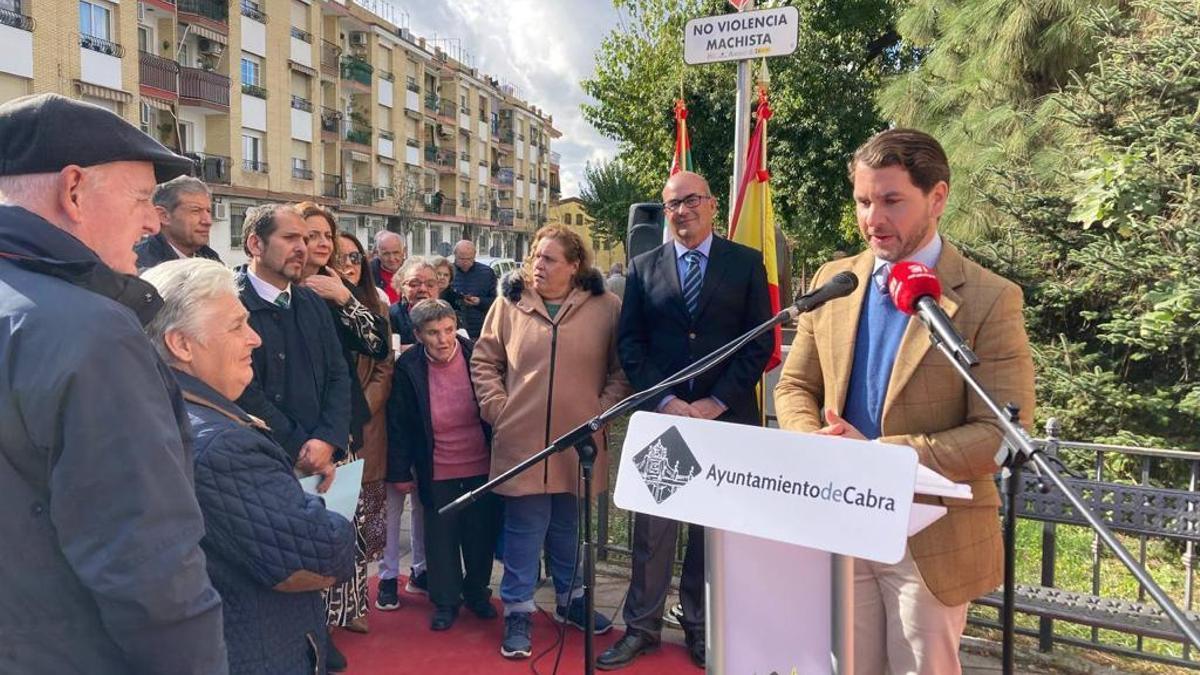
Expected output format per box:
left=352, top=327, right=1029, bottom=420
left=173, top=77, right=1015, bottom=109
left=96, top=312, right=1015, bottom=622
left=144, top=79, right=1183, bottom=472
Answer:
left=578, top=158, right=654, bottom=248
left=878, top=0, right=1117, bottom=239
left=967, top=0, right=1200, bottom=450
left=582, top=0, right=910, bottom=274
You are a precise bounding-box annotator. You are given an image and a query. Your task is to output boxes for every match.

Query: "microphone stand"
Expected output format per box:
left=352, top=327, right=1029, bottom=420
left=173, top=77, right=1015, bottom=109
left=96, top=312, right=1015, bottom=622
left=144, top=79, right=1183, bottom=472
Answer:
left=919, top=323, right=1200, bottom=674
left=440, top=300, right=808, bottom=674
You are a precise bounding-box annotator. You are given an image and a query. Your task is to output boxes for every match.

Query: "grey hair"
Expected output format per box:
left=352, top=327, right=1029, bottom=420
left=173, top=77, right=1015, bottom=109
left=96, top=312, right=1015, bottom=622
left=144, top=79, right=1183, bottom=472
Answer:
left=409, top=298, right=458, bottom=330
left=429, top=255, right=452, bottom=270
left=153, top=175, right=210, bottom=212
left=141, top=259, right=239, bottom=364
left=397, top=255, right=435, bottom=280
left=374, top=229, right=404, bottom=250
left=0, top=173, right=59, bottom=205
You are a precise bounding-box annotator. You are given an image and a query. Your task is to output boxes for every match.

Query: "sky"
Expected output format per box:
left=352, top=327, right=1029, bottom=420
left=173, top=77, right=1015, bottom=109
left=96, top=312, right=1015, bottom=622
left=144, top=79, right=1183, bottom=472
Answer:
left=404, top=0, right=624, bottom=198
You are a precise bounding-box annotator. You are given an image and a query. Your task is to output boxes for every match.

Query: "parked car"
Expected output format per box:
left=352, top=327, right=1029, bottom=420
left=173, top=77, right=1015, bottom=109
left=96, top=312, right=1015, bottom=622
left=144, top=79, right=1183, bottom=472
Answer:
left=476, top=256, right=519, bottom=278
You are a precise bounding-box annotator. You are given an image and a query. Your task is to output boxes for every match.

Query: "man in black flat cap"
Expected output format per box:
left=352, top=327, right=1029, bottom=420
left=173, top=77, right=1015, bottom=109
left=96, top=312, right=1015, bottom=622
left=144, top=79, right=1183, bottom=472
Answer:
left=0, top=94, right=228, bottom=674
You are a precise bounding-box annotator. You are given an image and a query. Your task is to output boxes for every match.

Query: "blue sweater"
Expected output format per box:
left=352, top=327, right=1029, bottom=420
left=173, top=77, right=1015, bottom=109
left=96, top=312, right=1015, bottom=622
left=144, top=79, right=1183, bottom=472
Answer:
left=842, top=279, right=909, bottom=440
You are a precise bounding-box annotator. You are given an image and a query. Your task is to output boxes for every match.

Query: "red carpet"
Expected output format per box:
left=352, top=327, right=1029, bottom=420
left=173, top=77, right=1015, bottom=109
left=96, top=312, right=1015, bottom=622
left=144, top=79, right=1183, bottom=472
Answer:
left=336, top=577, right=698, bottom=674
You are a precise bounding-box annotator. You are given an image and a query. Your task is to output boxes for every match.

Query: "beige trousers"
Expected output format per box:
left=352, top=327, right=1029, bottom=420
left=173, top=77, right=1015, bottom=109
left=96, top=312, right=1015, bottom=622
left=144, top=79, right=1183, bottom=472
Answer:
left=853, top=548, right=969, bottom=675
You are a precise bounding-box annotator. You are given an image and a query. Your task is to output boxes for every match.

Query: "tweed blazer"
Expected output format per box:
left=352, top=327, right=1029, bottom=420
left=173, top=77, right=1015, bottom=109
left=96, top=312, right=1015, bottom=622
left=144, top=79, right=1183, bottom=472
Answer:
left=774, top=242, right=1035, bottom=606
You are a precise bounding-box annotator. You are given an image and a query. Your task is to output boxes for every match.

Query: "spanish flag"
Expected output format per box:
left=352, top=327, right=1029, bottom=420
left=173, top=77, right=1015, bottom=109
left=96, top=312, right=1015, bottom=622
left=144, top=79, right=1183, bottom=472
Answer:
left=728, top=84, right=782, bottom=372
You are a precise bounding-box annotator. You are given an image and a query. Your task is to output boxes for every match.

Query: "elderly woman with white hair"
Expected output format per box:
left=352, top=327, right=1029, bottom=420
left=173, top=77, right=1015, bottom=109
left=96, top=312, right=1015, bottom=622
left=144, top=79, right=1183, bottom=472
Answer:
left=141, top=258, right=354, bottom=675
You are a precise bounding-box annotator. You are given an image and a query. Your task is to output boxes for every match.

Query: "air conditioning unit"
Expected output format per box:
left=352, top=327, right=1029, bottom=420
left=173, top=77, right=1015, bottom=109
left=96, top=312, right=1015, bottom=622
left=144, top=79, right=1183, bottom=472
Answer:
left=350, top=32, right=368, bottom=47
left=213, top=201, right=229, bottom=220
left=198, top=38, right=221, bottom=55
left=374, top=187, right=387, bottom=201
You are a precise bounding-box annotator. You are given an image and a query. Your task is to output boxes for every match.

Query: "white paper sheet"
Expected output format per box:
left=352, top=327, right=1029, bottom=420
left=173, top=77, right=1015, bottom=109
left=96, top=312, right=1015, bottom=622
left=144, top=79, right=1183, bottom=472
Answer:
left=915, top=464, right=973, bottom=500
left=298, top=459, right=363, bottom=521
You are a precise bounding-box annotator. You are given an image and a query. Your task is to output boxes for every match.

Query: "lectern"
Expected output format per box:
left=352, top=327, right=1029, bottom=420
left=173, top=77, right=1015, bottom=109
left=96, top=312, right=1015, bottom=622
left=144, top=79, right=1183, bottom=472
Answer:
left=613, top=412, right=970, bottom=675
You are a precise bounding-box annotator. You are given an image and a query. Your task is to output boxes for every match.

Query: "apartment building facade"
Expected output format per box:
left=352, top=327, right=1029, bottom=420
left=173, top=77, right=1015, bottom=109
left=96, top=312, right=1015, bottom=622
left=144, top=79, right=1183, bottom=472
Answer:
left=0, top=0, right=561, bottom=265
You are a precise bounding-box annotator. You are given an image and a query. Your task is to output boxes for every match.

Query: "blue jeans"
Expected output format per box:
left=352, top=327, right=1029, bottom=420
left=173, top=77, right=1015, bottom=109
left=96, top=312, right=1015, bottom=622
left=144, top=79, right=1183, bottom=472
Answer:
left=499, top=493, right=582, bottom=615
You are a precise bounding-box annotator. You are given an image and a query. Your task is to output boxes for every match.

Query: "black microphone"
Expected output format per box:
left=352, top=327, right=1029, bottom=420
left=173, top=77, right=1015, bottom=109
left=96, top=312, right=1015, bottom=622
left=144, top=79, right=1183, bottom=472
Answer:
left=887, top=261, right=980, bottom=367
left=785, top=270, right=859, bottom=319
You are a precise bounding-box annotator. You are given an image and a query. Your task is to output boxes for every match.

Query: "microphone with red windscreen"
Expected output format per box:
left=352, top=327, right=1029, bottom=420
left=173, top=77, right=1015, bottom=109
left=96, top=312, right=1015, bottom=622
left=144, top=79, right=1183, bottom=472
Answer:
left=887, top=261, right=980, bottom=367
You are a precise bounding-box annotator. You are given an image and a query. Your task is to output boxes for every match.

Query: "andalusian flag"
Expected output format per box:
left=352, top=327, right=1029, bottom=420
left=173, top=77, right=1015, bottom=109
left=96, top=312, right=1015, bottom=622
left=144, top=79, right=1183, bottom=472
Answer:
left=728, top=84, right=782, bottom=371
left=669, top=98, right=693, bottom=175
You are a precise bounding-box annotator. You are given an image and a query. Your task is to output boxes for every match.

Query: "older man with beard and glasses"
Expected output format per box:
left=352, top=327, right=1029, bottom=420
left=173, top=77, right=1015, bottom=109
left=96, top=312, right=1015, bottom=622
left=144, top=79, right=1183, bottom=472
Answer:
left=135, top=175, right=222, bottom=270
left=0, top=93, right=226, bottom=674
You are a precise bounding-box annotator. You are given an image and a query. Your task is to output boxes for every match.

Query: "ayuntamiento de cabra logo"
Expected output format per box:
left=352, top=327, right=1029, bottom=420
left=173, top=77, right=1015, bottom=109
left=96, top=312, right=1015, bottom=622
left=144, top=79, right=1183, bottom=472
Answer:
left=633, top=426, right=702, bottom=504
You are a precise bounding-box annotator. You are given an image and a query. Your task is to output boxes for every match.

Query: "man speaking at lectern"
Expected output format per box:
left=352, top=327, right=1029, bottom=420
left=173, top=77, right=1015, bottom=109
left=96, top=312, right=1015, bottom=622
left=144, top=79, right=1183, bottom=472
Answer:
left=774, top=129, right=1035, bottom=674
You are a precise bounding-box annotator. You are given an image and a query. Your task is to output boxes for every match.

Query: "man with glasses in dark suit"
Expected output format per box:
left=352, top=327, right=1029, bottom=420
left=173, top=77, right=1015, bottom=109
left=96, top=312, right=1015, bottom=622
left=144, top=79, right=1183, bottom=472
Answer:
left=599, top=171, right=772, bottom=670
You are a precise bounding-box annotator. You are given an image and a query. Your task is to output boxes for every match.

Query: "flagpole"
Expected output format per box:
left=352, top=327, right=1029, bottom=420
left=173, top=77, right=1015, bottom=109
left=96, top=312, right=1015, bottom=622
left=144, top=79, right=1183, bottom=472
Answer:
left=729, top=0, right=755, bottom=228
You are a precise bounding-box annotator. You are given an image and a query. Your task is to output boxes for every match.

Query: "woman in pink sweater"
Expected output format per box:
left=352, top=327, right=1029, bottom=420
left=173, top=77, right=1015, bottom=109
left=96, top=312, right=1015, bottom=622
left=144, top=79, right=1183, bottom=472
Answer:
left=385, top=299, right=499, bottom=631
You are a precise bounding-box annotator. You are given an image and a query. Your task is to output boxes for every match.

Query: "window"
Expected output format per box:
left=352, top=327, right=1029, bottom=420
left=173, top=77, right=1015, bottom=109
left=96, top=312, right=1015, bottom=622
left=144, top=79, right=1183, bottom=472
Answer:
left=178, top=43, right=191, bottom=67
left=230, top=205, right=247, bottom=250
left=137, top=27, right=149, bottom=52
left=240, top=55, right=262, bottom=87
left=242, top=132, right=263, bottom=171
left=411, top=225, right=426, bottom=256
left=178, top=122, right=193, bottom=153
left=79, top=0, right=110, bottom=39
left=575, top=213, right=584, bottom=226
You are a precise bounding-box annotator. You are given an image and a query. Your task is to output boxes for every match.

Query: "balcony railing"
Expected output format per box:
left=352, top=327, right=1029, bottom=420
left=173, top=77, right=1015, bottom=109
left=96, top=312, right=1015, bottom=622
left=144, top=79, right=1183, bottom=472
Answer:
left=322, top=173, right=343, bottom=198
left=80, top=34, right=124, bottom=58
left=290, top=95, right=313, bottom=112
left=459, top=197, right=470, bottom=208
left=378, top=129, right=394, bottom=141
left=178, top=0, right=227, bottom=23
left=320, top=107, right=342, bottom=133
left=424, top=94, right=438, bottom=114
left=290, top=26, right=312, bottom=43
left=241, top=83, right=267, bottom=99
left=345, top=182, right=374, bottom=206
left=406, top=77, right=419, bottom=93
left=243, top=158, right=268, bottom=174
left=179, top=66, right=230, bottom=109
left=437, top=100, right=457, bottom=120
left=340, top=56, right=373, bottom=86
left=320, top=40, right=341, bottom=77
left=406, top=138, right=420, bottom=148
left=239, top=0, right=266, bottom=22
left=139, top=51, right=179, bottom=94
left=377, top=70, right=394, bottom=82
left=496, top=168, right=514, bottom=186
left=425, top=199, right=456, bottom=217
left=344, top=125, right=372, bottom=146
left=0, top=5, right=35, bottom=31
left=189, top=152, right=231, bottom=185
left=291, top=165, right=313, bottom=180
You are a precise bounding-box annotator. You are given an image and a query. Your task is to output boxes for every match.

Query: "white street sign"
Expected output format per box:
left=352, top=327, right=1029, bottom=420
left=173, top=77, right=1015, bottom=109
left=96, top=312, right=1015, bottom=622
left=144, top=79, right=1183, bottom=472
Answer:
left=683, top=6, right=799, bottom=65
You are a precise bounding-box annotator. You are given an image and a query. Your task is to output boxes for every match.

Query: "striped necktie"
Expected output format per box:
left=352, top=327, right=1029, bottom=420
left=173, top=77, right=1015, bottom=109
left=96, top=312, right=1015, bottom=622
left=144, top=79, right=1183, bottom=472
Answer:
left=682, top=250, right=703, bottom=317
left=275, top=291, right=291, bottom=309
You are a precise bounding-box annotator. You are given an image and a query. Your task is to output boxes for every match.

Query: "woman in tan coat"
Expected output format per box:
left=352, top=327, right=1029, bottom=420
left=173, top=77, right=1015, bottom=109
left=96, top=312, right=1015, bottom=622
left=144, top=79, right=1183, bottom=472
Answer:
left=471, top=225, right=630, bottom=659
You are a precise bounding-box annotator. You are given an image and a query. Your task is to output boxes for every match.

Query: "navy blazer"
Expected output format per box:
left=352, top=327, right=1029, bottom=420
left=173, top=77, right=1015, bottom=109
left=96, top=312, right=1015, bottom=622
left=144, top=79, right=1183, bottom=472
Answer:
left=618, top=235, right=773, bottom=426
left=134, top=232, right=223, bottom=271
left=235, top=271, right=351, bottom=461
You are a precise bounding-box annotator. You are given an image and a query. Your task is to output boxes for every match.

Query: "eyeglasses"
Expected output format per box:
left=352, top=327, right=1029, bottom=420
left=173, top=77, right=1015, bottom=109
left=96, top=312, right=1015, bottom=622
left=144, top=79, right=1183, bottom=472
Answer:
left=335, top=252, right=364, bottom=266
left=664, top=193, right=712, bottom=212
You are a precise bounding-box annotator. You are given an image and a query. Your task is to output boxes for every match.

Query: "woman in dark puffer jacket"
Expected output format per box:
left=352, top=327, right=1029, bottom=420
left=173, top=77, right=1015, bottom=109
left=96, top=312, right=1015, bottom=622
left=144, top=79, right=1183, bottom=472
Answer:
left=142, top=259, right=355, bottom=674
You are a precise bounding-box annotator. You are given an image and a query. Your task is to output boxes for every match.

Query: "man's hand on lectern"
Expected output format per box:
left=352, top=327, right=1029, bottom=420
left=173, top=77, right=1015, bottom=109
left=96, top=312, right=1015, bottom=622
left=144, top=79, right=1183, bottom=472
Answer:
left=816, top=409, right=867, bottom=441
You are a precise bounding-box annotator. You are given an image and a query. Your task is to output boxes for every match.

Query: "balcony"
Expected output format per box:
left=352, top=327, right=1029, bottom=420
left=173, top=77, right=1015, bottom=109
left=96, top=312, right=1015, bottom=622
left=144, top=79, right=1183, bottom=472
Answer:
left=340, top=56, right=373, bottom=86
left=320, top=40, right=340, bottom=78
left=425, top=198, right=456, bottom=217
left=424, top=94, right=438, bottom=116
left=179, top=66, right=230, bottom=110
left=494, top=208, right=514, bottom=227
left=345, top=182, right=374, bottom=206
left=320, top=107, right=341, bottom=134
left=290, top=26, right=311, bottom=43
left=437, top=100, right=457, bottom=122
left=240, top=0, right=266, bottom=22
left=322, top=173, right=343, bottom=199
left=0, top=4, right=35, bottom=31
left=243, top=158, right=268, bottom=174
left=189, top=152, right=231, bottom=185
left=549, top=151, right=561, bottom=166
left=241, top=83, right=267, bottom=99
left=344, top=125, right=372, bottom=146
left=496, top=168, right=514, bottom=186
left=178, top=0, right=228, bottom=24
left=292, top=165, right=313, bottom=180
left=377, top=69, right=394, bottom=82
left=290, top=95, right=313, bottom=112
left=80, top=35, right=124, bottom=58
left=139, top=51, right=179, bottom=96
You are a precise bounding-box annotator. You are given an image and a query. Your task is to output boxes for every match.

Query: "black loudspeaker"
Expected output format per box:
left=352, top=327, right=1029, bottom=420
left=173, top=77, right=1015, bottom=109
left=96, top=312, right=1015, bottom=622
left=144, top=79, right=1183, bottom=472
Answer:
left=626, top=202, right=665, bottom=261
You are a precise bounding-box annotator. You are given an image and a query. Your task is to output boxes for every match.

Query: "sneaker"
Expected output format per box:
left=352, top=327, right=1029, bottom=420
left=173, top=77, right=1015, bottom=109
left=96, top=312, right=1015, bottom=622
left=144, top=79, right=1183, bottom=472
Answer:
left=663, top=601, right=683, bottom=628
left=405, top=569, right=428, bottom=595
left=375, top=578, right=400, bottom=611
left=500, top=612, right=533, bottom=659
left=555, top=596, right=613, bottom=634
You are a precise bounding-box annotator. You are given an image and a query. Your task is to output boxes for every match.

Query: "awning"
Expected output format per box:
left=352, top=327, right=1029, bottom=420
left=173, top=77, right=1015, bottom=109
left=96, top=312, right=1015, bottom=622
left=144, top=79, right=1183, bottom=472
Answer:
left=141, top=95, right=174, bottom=111
left=74, top=81, right=133, bottom=104
left=288, top=60, right=317, bottom=77
left=180, top=22, right=227, bottom=46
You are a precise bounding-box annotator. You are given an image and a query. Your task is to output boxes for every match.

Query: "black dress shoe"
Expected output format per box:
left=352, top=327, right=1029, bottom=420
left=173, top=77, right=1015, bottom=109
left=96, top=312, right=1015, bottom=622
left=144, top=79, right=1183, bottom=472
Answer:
left=685, top=632, right=705, bottom=668
left=465, top=597, right=498, bottom=619
left=596, top=631, right=660, bottom=670
left=431, top=605, right=458, bottom=631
